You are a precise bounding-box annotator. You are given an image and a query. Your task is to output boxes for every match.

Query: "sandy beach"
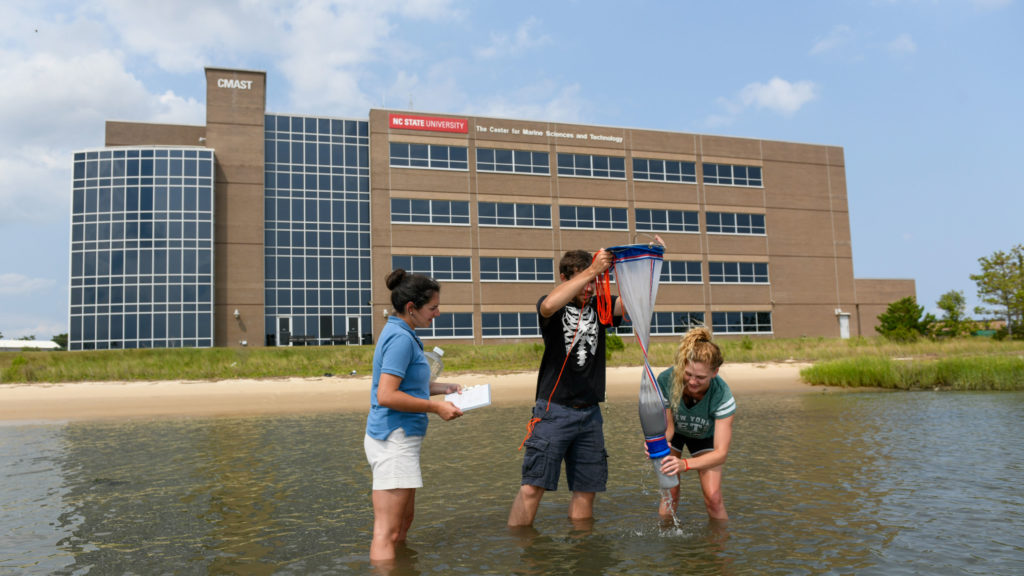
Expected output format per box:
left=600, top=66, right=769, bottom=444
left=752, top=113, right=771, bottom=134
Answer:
left=0, top=362, right=815, bottom=423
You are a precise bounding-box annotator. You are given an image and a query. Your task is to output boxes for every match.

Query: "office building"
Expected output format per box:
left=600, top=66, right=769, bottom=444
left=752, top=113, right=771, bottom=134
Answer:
left=67, top=67, right=913, bottom=350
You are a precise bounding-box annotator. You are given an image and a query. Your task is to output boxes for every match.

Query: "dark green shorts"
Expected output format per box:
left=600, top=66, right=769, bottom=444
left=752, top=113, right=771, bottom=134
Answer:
left=670, top=431, right=714, bottom=456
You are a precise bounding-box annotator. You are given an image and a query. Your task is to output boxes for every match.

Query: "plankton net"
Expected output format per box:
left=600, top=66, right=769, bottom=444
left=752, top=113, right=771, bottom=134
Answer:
left=602, top=243, right=678, bottom=490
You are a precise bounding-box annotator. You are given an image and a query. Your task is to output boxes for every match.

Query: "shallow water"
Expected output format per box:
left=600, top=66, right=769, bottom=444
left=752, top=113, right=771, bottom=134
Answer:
left=2, top=390, right=1023, bottom=575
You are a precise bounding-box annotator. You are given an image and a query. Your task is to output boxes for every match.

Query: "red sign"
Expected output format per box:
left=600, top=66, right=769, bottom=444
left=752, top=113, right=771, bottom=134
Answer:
left=389, top=113, right=468, bottom=134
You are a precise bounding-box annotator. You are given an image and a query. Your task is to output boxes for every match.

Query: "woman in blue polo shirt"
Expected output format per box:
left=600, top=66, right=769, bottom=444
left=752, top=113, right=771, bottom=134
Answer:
left=655, top=326, right=736, bottom=521
left=364, top=269, right=462, bottom=564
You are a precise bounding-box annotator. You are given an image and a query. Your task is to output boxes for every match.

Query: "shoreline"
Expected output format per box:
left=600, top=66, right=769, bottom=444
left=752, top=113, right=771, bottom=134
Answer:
left=0, top=362, right=817, bottom=423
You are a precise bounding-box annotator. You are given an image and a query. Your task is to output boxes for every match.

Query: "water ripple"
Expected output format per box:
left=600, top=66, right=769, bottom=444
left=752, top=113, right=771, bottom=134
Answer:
left=0, top=392, right=1021, bottom=574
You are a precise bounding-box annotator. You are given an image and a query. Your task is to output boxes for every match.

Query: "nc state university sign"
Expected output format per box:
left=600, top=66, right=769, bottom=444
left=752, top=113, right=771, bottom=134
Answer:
left=389, top=113, right=468, bottom=134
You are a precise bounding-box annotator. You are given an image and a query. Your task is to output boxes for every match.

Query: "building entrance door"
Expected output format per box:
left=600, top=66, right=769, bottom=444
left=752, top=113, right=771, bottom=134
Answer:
left=277, top=316, right=292, bottom=346
left=838, top=313, right=850, bottom=339
left=347, top=317, right=360, bottom=345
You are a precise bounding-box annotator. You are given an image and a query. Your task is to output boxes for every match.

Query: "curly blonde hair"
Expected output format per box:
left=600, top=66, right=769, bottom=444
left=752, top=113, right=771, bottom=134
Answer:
left=670, top=326, right=724, bottom=408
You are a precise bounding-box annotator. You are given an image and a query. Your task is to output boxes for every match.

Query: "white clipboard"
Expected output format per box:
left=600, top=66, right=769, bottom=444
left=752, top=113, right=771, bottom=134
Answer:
left=445, top=384, right=491, bottom=411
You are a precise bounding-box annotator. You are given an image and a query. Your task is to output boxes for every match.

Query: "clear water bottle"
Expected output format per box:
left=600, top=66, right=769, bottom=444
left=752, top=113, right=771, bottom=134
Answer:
left=424, top=346, right=444, bottom=381
left=651, top=456, right=680, bottom=489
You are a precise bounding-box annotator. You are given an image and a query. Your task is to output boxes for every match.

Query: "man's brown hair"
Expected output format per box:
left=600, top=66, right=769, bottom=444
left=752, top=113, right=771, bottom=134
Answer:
left=559, top=250, right=591, bottom=279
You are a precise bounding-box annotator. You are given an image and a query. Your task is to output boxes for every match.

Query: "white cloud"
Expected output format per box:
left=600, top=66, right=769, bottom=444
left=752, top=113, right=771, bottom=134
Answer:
left=738, top=77, right=819, bottom=115
left=97, top=0, right=281, bottom=73
left=381, top=69, right=579, bottom=123
left=0, top=0, right=470, bottom=226
left=888, top=33, right=917, bottom=54
left=30, top=1, right=461, bottom=116
left=0, top=149, right=69, bottom=223
left=0, top=273, right=56, bottom=295
left=469, top=82, right=586, bottom=124
left=0, top=49, right=204, bottom=224
left=150, top=91, right=206, bottom=125
left=276, top=3, right=398, bottom=114
left=476, top=17, right=551, bottom=60
left=811, top=25, right=854, bottom=55
left=385, top=59, right=471, bottom=114
left=269, top=1, right=464, bottom=115
left=0, top=0, right=474, bottom=227
left=706, top=77, right=818, bottom=128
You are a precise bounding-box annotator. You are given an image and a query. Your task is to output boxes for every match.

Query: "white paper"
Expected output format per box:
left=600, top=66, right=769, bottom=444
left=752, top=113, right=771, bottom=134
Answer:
left=445, top=384, right=491, bottom=411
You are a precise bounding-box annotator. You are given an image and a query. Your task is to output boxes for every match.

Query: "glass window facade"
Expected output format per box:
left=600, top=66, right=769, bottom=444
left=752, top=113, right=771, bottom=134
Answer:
left=70, top=95, right=799, bottom=348
left=479, top=257, right=554, bottom=282
left=478, top=202, right=552, bottom=228
left=481, top=312, right=540, bottom=338
left=264, top=115, right=371, bottom=345
left=476, top=148, right=549, bottom=174
left=702, top=163, right=763, bottom=187
left=556, top=153, right=626, bottom=179
left=706, top=212, right=766, bottom=235
left=632, top=158, right=697, bottom=183
left=559, top=205, right=628, bottom=230
left=635, top=209, right=699, bottom=233
left=391, top=198, right=471, bottom=225
left=390, top=142, right=468, bottom=170
left=69, top=147, right=215, bottom=350
left=612, top=311, right=706, bottom=336
left=662, top=260, right=703, bottom=283
left=712, top=311, right=773, bottom=334
left=415, top=313, right=473, bottom=339
left=708, top=262, right=770, bottom=284
left=652, top=311, right=706, bottom=335
left=391, top=255, right=472, bottom=282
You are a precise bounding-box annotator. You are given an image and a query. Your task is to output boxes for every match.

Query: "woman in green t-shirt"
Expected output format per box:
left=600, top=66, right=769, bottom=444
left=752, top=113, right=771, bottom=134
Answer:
left=655, top=326, right=736, bottom=521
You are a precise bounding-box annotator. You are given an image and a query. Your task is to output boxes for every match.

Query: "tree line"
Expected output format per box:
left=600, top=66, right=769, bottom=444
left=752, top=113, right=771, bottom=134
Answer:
left=877, top=243, right=1024, bottom=341
left=6, top=244, right=1023, bottom=349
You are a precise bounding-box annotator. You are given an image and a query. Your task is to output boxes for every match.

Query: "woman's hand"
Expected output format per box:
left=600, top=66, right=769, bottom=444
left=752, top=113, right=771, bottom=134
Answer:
left=430, top=382, right=462, bottom=395
left=660, top=455, right=689, bottom=476
left=434, top=400, right=463, bottom=421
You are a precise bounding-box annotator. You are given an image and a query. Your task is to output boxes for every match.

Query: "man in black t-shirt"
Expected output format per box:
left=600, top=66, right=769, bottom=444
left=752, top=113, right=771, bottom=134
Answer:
left=508, top=248, right=623, bottom=527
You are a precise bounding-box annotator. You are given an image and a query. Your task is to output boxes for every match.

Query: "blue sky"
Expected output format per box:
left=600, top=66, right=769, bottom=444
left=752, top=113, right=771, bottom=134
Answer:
left=1, top=0, right=1021, bottom=340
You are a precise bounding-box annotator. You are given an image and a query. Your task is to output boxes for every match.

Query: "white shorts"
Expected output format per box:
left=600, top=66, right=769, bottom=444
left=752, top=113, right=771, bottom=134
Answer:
left=364, top=428, right=424, bottom=490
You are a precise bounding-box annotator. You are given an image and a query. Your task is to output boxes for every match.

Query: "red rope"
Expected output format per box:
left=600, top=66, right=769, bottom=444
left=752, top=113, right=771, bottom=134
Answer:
left=595, top=253, right=614, bottom=325
left=519, top=304, right=584, bottom=450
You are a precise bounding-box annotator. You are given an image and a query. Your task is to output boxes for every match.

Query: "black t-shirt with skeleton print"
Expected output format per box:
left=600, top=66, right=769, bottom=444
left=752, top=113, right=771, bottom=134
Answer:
left=534, top=294, right=621, bottom=407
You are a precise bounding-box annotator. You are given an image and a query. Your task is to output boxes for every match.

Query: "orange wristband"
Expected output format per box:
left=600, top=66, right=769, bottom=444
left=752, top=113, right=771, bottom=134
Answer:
left=683, top=459, right=690, bottom=471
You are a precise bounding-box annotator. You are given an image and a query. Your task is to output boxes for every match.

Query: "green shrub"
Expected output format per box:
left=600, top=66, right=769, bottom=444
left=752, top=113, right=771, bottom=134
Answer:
left=4, top=337, right=1024, bottom=385
left=605, top=332, right=624, bottom=358
left=883, top=326, right=921, bottom=343
left=801, top=355, right=1024, bottom=390
left=993, top=326, right=1024, bottom=341
left=1, top=355, right=27, bottom=382
left=876, top=296, right=934, bottom=342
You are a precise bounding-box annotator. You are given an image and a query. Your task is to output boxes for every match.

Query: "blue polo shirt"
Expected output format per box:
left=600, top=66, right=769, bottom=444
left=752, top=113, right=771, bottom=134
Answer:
left=366, top=315, right=432, bottom=440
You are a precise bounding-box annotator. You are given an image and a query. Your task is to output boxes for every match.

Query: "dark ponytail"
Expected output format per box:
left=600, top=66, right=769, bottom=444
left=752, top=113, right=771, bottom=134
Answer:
left=386, top=269, right=440, bottom=314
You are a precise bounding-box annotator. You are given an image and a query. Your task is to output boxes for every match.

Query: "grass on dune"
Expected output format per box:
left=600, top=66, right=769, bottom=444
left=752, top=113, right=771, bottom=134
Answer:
left=2, top=336, right=1023, bottom=390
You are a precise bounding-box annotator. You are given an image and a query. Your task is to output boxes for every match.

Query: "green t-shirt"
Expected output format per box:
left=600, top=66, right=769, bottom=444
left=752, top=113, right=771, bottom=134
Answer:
left=656, top=367, right=736, bottom=439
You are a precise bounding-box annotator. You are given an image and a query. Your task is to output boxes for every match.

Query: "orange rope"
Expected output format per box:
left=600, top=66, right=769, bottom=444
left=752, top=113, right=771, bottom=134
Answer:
left=595, top=254, right=614, bottom=325
left=519, top=306, right=583, bottom=450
